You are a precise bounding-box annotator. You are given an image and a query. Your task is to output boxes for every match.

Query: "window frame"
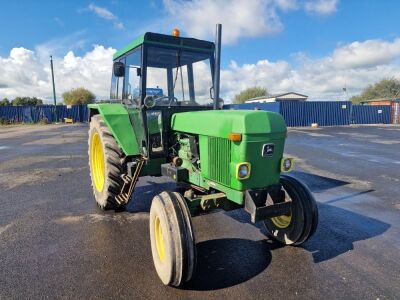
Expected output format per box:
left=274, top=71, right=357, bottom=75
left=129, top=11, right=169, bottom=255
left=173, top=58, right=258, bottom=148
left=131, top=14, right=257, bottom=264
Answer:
left=110, top=45, right=143, bottom=104
left=142, top=44, right=215, bottom=107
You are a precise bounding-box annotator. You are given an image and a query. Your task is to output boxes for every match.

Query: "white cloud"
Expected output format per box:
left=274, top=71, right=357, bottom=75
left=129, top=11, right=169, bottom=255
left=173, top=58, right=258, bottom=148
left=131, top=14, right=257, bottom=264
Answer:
left=114, top=22, right=125, bottom=30
left=275, top=0, right=299, bottom=11
left=1, top=37, right=399, bottom=103
left=331, top=38, right=400, bottom=69
left=0, top=45, right=115, bottom=102
left=88, top=4, right=116, bottom=20
left=162, top=0, right=339, bottom=44
left=304, top=0, right=338, bottom=15
left=87, top=3, right=125, bottom=30
left=163, top=0, right=282, bottom=44
left=220, top=37, right=400, bottom=101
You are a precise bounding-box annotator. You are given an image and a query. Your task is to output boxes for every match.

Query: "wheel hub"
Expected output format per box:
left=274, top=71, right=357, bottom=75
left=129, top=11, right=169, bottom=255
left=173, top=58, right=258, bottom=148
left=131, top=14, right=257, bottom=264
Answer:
left=154, top=216, right=165, bottom=262
left=271, top=189, right=292, bottom=228
left=90, top=132, right=105, bottom=192
left=271, top=214, right=292, bottom=228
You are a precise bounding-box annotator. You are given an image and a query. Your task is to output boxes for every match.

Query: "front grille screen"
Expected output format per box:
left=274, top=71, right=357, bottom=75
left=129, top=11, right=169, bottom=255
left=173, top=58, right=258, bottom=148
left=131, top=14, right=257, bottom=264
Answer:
left=208, top=137, right=231, bottom=186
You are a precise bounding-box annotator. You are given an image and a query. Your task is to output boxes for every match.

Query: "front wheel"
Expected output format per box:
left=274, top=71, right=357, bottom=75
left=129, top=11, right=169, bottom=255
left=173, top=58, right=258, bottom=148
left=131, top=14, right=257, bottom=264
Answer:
left=149, top=191, right=196, bottom=286
left=263, top=175, right=318, bottom=245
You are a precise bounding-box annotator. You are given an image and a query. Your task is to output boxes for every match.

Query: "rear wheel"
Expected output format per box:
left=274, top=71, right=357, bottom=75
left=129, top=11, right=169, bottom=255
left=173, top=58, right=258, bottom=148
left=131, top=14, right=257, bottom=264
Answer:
left=264, top=175, right=318, bottom=245
left=149, top=191, right=196, bottom=286
left=88, top=115, right=125, bottom=210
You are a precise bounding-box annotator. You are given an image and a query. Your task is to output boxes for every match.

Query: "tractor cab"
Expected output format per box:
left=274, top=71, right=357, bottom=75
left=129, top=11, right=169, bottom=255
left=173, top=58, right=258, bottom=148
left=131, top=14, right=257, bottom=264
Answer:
left=111, top=32, right=215, bottom=107
left=108, top=31, right=219, bottom=159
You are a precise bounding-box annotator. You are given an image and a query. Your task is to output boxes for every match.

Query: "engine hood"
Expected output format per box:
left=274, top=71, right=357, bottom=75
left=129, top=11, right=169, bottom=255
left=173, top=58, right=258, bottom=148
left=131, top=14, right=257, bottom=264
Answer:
left=170, top=110, right=287, bottom=138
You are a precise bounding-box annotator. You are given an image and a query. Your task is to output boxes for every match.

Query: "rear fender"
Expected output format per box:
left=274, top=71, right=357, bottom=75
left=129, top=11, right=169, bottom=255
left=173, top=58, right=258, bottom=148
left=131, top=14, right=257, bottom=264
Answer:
left=88, top=103, right=140, bottom=156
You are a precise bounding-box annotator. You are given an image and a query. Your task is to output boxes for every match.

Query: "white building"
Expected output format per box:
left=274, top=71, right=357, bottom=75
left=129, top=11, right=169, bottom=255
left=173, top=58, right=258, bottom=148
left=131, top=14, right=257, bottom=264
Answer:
left=245, top=92, right=308, bottom=103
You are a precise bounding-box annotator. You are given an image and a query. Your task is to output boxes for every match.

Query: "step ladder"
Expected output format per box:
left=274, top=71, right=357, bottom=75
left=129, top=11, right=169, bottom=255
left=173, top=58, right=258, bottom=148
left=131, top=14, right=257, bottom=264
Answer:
left=115, top=159, right=144, bottom=205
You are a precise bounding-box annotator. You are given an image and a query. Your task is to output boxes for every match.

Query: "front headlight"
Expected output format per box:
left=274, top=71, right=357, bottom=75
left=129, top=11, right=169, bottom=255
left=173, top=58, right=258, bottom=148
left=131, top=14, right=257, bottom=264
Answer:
left=281, top=157, right=294, bottom=172
left=236, top=162, right=251, bottom=180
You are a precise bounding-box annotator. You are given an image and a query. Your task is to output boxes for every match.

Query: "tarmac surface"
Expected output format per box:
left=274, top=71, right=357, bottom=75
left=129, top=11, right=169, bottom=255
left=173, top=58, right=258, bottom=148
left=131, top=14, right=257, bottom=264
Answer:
left=0, top=124, right=399, bottom=299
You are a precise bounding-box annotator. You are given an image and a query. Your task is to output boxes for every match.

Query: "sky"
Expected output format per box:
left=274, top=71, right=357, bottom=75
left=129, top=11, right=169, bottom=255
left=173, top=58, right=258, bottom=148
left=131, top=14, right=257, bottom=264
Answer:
left=0, top=0, right=400, bottom=103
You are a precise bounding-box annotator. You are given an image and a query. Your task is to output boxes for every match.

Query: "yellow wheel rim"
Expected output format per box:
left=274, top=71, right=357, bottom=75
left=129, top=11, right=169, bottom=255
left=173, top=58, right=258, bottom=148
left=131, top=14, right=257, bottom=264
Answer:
left=271, top=214, right=292, bottom=229
left=154, top=216, right=165, bottom=262
left=90, top=132, right=105, bottom=192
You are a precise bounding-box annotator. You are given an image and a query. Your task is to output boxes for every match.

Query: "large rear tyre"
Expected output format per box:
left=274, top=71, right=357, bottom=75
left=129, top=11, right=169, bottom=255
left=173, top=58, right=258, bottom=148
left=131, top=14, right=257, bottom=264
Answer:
left=263, top=174, right=318, bottom=245
left=149, top=191, right=196, bottom=286
left=88, top=115, right=125, bottom=210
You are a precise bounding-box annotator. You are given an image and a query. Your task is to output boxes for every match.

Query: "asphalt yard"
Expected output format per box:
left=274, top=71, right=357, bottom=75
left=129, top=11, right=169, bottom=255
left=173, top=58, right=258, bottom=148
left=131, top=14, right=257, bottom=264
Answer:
left=0, top=124, right=399, bottom=299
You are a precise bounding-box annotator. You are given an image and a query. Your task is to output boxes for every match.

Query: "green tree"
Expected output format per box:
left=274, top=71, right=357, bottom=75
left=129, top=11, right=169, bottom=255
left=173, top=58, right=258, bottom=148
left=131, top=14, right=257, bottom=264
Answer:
left=0, top=98, right=11, bottom=106
left=62, top=87, right=95, bottom=105
left=350, top=78, right=400, bottom=104
left=233, top=86, right=268, bottom=104
left=12, top=97, right=43, bottom=106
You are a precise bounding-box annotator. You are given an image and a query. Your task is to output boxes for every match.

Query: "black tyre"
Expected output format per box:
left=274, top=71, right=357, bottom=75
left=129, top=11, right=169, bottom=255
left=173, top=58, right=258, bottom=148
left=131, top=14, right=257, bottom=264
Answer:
left=88, top=114, right=125, bottom=210
left=264, top=174, right=318, bottom=245
left=149, top=191, right=196, bottom=286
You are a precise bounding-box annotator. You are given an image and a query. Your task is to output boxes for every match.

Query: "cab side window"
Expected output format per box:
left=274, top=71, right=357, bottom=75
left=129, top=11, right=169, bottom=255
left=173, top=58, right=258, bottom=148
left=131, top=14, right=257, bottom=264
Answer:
left=110, top=57, right=125, bottom=100
left=124, top=47, right=142, bottom=103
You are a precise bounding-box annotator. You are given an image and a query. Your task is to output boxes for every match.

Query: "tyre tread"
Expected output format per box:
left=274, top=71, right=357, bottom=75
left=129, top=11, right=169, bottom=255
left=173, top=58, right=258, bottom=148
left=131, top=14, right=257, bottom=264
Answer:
left=88, top=114, right=125, bottom=210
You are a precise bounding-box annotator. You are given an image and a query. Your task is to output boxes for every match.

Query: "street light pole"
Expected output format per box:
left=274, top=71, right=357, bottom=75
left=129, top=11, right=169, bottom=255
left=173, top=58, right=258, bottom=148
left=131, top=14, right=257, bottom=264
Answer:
left=393, top=89, right=400, bottom=124
left=50, top=55, right=58, bottom=122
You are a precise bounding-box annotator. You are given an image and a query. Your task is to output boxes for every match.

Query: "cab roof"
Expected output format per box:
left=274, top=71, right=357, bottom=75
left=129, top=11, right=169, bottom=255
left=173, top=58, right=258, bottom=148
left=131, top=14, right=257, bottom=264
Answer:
left=113, top=32, right=215, bottom=60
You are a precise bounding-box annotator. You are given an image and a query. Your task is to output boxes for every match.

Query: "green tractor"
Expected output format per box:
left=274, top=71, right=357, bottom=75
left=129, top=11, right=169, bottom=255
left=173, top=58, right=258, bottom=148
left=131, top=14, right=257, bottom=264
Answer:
left=87, top=25, right=318, bottom=287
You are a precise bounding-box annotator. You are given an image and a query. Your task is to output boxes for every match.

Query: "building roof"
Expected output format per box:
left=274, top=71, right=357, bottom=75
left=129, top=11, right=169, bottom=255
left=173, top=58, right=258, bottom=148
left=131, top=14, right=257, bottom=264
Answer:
left=245, top=92, right=308, bottom=103
left=269, top=92, right=308, bottom=98
left=360, top=98, right=400, bottom=103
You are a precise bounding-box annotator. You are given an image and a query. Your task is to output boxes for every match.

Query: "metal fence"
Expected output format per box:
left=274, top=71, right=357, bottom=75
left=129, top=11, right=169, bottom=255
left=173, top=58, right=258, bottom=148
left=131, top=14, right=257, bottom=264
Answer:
left=0, top=102, right=394, bottom=126
left=228, top=101, right=392, bottom=127
left=0, top=105, right=88, bottom=123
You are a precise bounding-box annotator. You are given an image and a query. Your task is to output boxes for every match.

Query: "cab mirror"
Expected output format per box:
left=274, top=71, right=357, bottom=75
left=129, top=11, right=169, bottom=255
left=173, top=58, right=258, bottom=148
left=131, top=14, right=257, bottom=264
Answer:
left=113, top=61, right=125, bottom=77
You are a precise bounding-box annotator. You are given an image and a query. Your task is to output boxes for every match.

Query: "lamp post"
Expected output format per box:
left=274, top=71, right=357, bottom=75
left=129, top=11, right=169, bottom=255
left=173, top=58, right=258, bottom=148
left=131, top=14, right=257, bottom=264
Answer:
left=393, top=89, right=400, bottom=124
left=50, top=55, right=58, bottom=122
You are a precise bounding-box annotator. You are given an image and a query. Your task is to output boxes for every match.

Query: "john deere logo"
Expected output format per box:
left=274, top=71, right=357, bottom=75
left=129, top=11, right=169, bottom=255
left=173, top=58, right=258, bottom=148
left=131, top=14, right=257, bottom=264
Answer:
left=262, top=144, right=274, bottom=157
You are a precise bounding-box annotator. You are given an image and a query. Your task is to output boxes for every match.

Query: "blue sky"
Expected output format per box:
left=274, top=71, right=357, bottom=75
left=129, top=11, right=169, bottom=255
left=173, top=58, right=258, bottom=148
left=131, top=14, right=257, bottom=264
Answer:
left=1, top=0, right=400, bottom=102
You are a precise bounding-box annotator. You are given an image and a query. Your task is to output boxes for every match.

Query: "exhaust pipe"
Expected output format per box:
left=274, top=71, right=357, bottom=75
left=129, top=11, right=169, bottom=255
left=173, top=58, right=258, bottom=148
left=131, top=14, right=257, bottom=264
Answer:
left=213, top=24, right=222, bottom=110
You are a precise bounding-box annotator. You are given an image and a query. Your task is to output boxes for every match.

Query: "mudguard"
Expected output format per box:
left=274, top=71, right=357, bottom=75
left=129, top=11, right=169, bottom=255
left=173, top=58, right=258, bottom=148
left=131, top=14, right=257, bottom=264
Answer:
left=88, top=103, right=141, bottom=156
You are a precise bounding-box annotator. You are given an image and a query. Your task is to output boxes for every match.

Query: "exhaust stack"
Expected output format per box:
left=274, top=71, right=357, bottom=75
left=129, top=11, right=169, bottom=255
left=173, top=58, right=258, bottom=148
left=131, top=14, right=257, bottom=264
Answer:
left=213, top=24, right=222, bottom=110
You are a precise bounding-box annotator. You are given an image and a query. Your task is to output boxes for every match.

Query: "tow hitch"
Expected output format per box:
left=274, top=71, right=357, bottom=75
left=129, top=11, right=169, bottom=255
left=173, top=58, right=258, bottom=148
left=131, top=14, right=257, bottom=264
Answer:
left=244, top=185, right=292, bottom=223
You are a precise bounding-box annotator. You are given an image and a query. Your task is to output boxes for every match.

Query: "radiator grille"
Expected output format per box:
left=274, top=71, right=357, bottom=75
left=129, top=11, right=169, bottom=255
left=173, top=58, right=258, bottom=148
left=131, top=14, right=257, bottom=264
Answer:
left=208, top=137, right=231, bottom=186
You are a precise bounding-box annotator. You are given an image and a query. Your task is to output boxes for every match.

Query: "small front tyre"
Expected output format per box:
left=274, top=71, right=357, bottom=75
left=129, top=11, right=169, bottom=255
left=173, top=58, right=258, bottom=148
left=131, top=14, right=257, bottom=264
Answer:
left=264, top=174, right=318, bottom=245
left=149, top=191, right=196, bottom=286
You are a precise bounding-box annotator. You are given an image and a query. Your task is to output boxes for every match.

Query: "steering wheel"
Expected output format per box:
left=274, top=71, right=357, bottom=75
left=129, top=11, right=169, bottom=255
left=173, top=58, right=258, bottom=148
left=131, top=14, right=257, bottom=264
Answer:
left=154, top=95, right=178, bottom=105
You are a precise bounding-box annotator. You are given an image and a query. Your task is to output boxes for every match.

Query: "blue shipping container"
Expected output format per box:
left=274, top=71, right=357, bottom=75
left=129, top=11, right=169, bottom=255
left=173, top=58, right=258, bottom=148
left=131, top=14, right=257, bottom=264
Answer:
left=280, top=101, right=351, bottom=127
left=352, top=105, right=392, bottom=124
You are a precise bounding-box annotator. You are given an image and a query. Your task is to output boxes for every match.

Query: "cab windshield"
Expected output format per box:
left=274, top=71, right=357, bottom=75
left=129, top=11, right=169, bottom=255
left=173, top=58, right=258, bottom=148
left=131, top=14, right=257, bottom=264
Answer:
left=145, top=46, right=214, bottom=106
